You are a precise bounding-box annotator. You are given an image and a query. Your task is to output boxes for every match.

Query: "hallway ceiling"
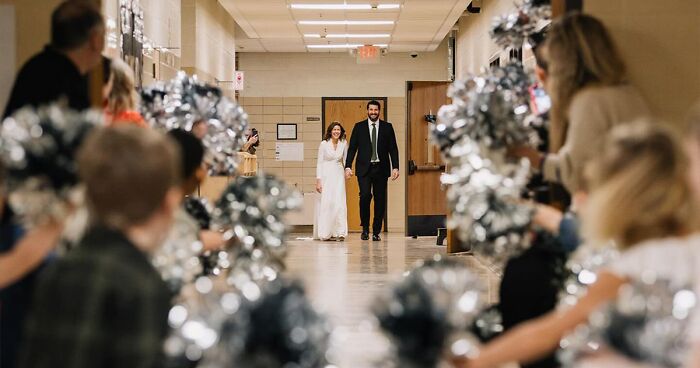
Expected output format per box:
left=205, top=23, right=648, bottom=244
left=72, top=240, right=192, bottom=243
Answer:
left=219, top=0, right=469, bottom=52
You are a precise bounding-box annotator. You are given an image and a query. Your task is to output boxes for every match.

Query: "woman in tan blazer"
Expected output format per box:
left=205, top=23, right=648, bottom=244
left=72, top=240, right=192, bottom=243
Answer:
left=511, top=13, right=650, bottom=194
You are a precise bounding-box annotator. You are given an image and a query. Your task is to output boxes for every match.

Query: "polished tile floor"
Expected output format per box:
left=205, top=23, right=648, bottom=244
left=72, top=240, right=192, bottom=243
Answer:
left=284, top=233, right=501, bottom=368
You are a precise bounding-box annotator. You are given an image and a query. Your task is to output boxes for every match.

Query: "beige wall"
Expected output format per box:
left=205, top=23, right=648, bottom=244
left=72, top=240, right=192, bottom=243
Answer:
left=181, top=0, right=236, bottom=91
left=455, top=0, right=517, bottom=78
left=585, top=1, right=700, bottom=125
left=0, top=0, right=62, bottom=70
left=236, top=42, right=449, bottom=233
left=238, top=40, right=449, bottom=98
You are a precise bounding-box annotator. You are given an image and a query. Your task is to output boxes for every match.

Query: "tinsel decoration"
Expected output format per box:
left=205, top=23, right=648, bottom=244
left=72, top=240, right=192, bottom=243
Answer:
left=372, top=255, right=483, bottom=367
left=433, top=63, right=534, bottom=153
left=182, top=196, right=226, bottom=277
left=140, top=72, right=249, bottom=175
left=431, top=63, right=537, bottom=269
left=164, top=276, right=240, bottom=366
left=203, top=278, right=333, bottom=368
left=560, top=278, right=696, bottom=368
left=211, top=174, right=303, bottom=263
left=0, top=105, right=101, bottom=226
left=559, top=243, right=619, bottom=309
left=184, top=196, right=212, bottom=230
left=152, top=209, right=204, bottom=293
left=490, top=0, right=552, bottom=49
left=470, top=305, right=504, bottom=343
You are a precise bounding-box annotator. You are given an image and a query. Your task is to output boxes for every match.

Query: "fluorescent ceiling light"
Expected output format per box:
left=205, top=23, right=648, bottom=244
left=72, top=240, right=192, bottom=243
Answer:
left=299, top=20, right=395, bottom=25
left=304, top=33, right=391, bottom=38
left=292, top=4, right=371, bottom=10
left=291, top=4, right=401, bottom=10
left=306, top=44, right=388, bottom=49
left=328, top=33, right=391, bottom=38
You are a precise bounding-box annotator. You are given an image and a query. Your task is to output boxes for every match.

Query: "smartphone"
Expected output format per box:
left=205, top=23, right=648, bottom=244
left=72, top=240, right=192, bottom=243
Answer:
left=529, top=85, right=551, bottom=115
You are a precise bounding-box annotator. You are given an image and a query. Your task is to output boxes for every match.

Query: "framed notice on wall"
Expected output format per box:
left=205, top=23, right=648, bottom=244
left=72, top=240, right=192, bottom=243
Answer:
left=277, top=123, right=297, bottom=140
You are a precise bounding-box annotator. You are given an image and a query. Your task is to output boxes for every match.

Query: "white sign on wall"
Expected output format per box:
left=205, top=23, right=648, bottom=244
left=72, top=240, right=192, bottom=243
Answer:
left=234, top=71, right=245, bottom=91
left=275, top=142, right=304, bottom=161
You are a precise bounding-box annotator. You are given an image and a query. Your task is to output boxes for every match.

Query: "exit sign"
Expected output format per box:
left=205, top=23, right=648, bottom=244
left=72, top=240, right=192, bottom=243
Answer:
left=357, top=45, right=380, bottom=64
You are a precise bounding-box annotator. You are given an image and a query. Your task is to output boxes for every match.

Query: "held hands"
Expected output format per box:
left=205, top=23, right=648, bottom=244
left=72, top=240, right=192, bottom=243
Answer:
left=345, top=168, right=353, bottom=179
left=391, top=169, right=400, bottom=181
left=316, top=179, right=323, bottom=193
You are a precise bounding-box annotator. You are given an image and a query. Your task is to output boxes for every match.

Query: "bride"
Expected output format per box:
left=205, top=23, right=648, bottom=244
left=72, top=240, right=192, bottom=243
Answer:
left=313, top=121, right=348, bottom=241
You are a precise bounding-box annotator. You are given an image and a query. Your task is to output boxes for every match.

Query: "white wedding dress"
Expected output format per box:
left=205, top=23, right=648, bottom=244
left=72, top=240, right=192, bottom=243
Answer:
left=313, top=139, right=348, bottom=240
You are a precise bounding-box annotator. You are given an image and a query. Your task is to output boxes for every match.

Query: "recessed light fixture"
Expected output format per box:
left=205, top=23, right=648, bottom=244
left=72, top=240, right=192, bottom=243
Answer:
left=304, top=33, right=391, bottom=38
left=291, top=4, right=400, bottom=10
left=306, top=43, right=388, bottom=49
left=298, top=20, right=395, bottom=25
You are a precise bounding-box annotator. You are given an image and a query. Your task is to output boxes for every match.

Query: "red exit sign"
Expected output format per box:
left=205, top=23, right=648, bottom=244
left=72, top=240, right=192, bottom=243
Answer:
left=357, top=45, right=380, bottom=64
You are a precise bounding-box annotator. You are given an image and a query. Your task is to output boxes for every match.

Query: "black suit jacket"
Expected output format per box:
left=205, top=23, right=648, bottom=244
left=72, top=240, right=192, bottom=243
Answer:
left=345, top=119, right=399, bottom=177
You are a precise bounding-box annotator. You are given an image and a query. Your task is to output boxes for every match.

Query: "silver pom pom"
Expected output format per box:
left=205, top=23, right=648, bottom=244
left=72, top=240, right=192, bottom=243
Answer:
left=140, top=72, right=249, bottom=175
left=373, top=255, right=484, bottom=367
left=431, top=63, right=537, bottom=269
left=559, top=243, right=620, bottom=308
left=560, top=278, right=696, bottom=368
left=211, top=174, right=303, bottom=263
left=0, top=104, right=102, bottom=227
left=152, top=209, right=204, bottom=292
left=490, top=0, right=551, bottom=49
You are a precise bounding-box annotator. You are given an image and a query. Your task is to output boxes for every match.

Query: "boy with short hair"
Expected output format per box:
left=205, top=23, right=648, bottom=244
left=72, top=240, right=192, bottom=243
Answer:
left=18, top=126, right=182, bottom=368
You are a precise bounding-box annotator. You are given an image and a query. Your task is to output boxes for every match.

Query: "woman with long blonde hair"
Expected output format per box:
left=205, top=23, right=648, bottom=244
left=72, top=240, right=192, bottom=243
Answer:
left=104, top=58, right=146, bottom=127
left=458, top=121, right=700, bottom=368
left=511, top=12, right=650, bottom=194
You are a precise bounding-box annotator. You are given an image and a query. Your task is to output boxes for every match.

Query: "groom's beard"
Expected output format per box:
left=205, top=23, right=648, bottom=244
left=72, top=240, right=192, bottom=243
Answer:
left=368, top=113, right=379, bottom=121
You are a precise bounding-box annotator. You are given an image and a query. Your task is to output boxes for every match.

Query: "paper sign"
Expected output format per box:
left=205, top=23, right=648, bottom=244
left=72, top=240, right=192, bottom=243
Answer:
left=234, top=71, right=245, bottom=90
left=275, top=142, right=304, bottom=161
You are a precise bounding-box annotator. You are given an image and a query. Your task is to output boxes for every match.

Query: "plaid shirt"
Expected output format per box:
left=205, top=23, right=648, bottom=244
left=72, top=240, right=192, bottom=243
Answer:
left=18, top=226, right=172, bottom=368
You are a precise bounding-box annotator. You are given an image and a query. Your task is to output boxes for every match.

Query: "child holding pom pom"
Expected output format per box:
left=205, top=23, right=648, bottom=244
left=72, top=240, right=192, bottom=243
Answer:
left=456, top=121, right=700, bottom=368
left=18, top=126, right=180, bottom=368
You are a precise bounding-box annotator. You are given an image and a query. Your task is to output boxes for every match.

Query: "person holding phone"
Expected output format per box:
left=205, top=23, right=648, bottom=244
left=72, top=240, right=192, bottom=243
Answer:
left=241, top=128, right=259, bottom=155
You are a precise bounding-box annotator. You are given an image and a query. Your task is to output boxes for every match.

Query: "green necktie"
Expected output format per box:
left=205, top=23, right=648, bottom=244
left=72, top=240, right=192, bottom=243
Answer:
left=371, top=123, right=378, bottom=161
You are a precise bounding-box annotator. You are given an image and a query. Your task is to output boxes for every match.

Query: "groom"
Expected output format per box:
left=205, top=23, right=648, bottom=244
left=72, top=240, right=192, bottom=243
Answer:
left=345, top=100, right=400, bottom=241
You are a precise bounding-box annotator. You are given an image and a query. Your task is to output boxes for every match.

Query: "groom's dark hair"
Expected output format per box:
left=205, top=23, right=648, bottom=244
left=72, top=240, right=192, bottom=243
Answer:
left=367, top=100, right=381, bottom=110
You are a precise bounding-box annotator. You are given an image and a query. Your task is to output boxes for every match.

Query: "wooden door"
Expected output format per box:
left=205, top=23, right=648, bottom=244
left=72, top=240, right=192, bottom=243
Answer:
left=407, top=81, right=450, bottom=236
left=323, top=98, right=387, bottom=232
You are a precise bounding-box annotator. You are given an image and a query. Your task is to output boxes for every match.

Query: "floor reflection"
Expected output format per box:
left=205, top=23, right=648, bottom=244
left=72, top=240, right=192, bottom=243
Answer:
left=284, top=234, right=500, bottom=368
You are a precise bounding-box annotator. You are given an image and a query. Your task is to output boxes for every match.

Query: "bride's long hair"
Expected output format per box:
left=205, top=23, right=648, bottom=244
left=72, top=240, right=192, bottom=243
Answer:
left=324, top=121, right=346, bottom=141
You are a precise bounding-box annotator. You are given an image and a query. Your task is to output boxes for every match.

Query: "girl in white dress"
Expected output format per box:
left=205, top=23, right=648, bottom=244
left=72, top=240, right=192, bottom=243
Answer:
left=313, top=122, right=348, bottom=241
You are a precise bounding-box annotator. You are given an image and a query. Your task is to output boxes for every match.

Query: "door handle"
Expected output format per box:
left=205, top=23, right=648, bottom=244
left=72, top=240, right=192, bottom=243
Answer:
left=408, top=160, right=417, bottom=175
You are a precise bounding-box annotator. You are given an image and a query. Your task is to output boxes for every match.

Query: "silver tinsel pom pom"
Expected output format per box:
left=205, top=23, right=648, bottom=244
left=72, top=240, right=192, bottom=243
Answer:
left=164, top=276, right=240, bottom=365
left=559, top=243, right=620, bottom=309
left=211, top=174, right=303, bottom=262
left=560, top=278, right=696, bottom=368
left=372, top=255, right=483, bottom=367
left=0, top=105, right=102, bottom=226
left=140, top=71, right=249, bottom=175
left=490, top=0, right=551, bottom=49
left=432, top=63, right=537, bottom=268
left=433, top=63, right=534, bottom=154
left=203, top=278, right=333, bottom=368
left=152, top=209, right=204, bottom=293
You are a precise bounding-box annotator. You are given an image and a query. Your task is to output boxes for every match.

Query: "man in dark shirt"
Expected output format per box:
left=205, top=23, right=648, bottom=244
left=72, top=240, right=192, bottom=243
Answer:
left=2, top=1, right=104, bottom=119
left=18, top=126, right=182, bottom=368
left=0, top=3, right=105, bottom=368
